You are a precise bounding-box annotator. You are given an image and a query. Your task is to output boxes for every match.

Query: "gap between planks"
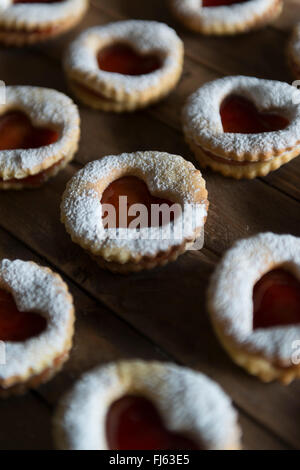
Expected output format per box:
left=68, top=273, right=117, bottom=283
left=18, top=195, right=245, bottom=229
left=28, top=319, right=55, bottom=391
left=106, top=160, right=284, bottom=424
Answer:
left=2, top=45, right=298, bottom=448
left=0, top=0, right=300, bottom=450
left=26, top=2, right=300, bottom=204
left=0, top=224, right=291, bottom=451
left=92, top=0, right=292, bottom=79
left=0, top=169, right=300, bottom=447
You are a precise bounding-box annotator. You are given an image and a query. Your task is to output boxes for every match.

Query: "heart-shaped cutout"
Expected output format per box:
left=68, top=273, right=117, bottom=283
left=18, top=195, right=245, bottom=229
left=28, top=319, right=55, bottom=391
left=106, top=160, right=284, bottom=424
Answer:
left=0, top=111, right=59, bottom=151
left=106, top=395, right=200, bottom=450
left=0, top=289, right=47, bottom=341
left=203, top=0, right=249, bottom=6
left=101, top=176, right=175, bottom=228
left=220, top=95, right=289, bottom=134
left=97, top=43, right=161, bottom=76
left=253, top=269, right=300, bottom=330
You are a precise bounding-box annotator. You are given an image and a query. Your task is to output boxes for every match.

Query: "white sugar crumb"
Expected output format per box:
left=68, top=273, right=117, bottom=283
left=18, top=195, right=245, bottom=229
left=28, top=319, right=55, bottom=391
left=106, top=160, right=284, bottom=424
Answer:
left=183, top=76, right=300, bottom=159
left=0, top=0, right=87, bottom=27
left=0, top=259, right=73, bottom=380
left=171, top=0, right=276, bottom=26
left=61, top=151, right=208, bottom=259
left=208, top=233, right=300, bottom=364
left=64, top=20, right=183, bottom=95
left=55, top=361, right=240, bottom=450
left=0, top=86, right=80, bottom=180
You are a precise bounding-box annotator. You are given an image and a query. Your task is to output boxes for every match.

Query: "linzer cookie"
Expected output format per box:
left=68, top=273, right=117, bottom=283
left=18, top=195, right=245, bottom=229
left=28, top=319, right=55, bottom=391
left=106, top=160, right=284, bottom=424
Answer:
left=169, top=0, right=282, bottom=35
left=183, top=76, right=300, bottom=179
left=60, top=151, right=208, bottom=273
left=0, top=259, right=74, bottom=397
left=0, top=86, right=80, bottom=190
left=0, top=0, right=88, bottom=46
left=64, top=20, right=184, bottom=112
left=54, top=360, right=241, bottom=450
left=208, top=233, right=300, bottom=384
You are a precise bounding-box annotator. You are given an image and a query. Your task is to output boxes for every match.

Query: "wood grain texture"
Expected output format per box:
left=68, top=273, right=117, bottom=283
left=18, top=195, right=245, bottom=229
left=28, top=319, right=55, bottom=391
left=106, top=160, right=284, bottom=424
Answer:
left=0, top=394, right=52, bottom=450
left=0, top=0, right=300, bottom=451
left=30, top=3, right=300, bottom=203
left=274, top=0, right=300, bottom=31
left=94, top=0, right=290, bottom=80
left=0, top=222, right=287, bottom=450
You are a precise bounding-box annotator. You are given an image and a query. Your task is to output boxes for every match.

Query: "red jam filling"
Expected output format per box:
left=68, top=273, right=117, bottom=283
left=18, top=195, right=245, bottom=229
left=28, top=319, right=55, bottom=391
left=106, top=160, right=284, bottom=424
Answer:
left=101, top=176, right=174, bottom=228
left=97, top=43, right=161, bottom=76
left=0, top=158, right=64, bottom=187
left=0, top=111, right=58, bottom=151
left=201, top=147, right=255, bottom=166
left=220, top=95, right=289, bottom=134
left=106, top=395, right=200, bottom=450
left=0, top=289, right=47, bottom=341
left=203, top=0, right=249, bottom=6
left=253, top=269, right=300, bottom=330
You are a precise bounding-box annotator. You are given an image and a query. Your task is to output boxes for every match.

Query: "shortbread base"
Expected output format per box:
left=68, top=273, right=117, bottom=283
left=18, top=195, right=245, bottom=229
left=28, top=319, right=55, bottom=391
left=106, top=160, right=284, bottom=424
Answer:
left=0, top=147, right=76, bottom=190
left=0, top=349, right=70, bottom=398
left=0, top=16, right=82, bottom=46
left=186, top=139, right=300, bottom=179
left=169, top=0, right=282, bottom=36
left=92, top=238, right=197, bottom=274
left=67, top=64, right=182, bottom=113
left=211, top=318, right=300, bottom=385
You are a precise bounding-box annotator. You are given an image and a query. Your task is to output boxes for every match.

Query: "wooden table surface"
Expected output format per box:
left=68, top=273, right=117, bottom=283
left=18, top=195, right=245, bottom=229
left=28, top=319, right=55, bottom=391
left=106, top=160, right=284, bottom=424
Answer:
left=1, top=0, right=300, bottom=451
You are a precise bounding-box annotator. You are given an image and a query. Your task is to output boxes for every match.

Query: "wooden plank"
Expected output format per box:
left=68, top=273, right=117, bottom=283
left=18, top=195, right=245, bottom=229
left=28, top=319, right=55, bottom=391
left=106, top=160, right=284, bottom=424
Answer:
left=26, top=5, right=291, bottom=129
left=0, top=222, right=167, bottom=396
left=94, top=0, right=290, bottom=80
left=76, top=118, right=300, bottom=258
left=0, top=103, right=299, bottom=266
left=0, top=1, right=299, bottom=450
left=264, top=161, right=300, bottom=202
left=5, top=37, right=300, bottom=242
left=0, top=165, right=299, bottom=447
left=0, top=394, right=52, bottom=450
left=0, top=222, right=287, bottom=450
left=26, top=4, right=300, bottom=203
left=2, top=36, right=300, bottom=446
left=0, top=47, right=66, bottom=90
left=1, top=35, right=300, bottom=442
left=238, top=414, right=290, bottom=450
left=273, top=0, right=300, bottom=31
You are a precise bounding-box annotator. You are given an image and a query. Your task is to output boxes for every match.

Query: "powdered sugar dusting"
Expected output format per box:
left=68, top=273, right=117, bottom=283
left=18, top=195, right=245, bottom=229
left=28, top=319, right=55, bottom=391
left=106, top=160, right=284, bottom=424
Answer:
left=61, top=151, right=208, bottom=260
left=208, top=233, right=300, bottom=365
left=64, top=20, right=183, bottom=95
left=183, top=76, right=300, bottom=159
left=0, top=86, right=80, bottom=180
left=0, top=0, right=11, bottom=10
left=171, top=0, right=278, bottom=28
left=0, top=259, right=74, bottom=381
left=0, top=0, right=88, bottom=27
left=54, top=360, right=240, bottom=450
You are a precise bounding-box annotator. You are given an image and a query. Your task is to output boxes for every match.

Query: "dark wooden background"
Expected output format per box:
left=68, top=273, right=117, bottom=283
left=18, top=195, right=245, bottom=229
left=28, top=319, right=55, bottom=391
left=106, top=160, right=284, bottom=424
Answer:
left=1, top=0, right=300, bottom=450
